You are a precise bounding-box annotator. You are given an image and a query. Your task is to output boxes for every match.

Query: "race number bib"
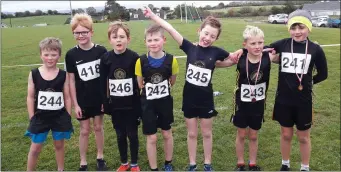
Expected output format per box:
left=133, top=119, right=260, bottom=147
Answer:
left=145, top=80, right=169, bottom=100
left=76, top=59, right=100, bottom=81
left=186, top=63, right=212, bottom=87
left=240, top=82, right=266, bottom=102
left=109, top=78, right=133, bottom=97
left=37, top=91, right=64, bottom=110
left=281, top=52, right=311, bottom=74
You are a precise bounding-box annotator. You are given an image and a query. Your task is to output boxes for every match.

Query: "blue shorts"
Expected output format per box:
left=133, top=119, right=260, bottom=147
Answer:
left=24, top=130, right=73, bottom=144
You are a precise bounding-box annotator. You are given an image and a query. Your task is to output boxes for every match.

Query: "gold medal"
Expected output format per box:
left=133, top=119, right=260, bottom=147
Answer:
left=298, top=84, right=303, bottom=91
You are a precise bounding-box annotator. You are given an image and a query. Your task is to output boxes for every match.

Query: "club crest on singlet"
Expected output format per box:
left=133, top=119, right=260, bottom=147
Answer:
left=114, top=68, right=126, bottom=79
left=151, top=73, right=163, bottom=84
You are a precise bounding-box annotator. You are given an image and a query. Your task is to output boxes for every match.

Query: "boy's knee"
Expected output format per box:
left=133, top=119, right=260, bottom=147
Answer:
left=281, top=133, right=293, bottom=141
left=54, top=143, right=64, bottom=151
left=29, top=146, right=42, bottom=157
left=248, top=134, right=258, bottom=142
left=298, top=135, right=310, bottom=144
left=188, top=131, right=198, bottom=140
left=147, top=134, right=157, bottom=144
left=162, top=130, right=173, bottom=140
left=202, top=130, right=212, bottom=139
left=94, top=124, right=103, bottom=133
left=80, top=128, right=90, bottom=137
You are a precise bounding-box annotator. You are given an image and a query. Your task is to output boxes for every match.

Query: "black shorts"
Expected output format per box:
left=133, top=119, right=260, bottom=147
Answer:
left=273, top=101, right=313, bottom=131
left=183, top=107, right=218, bottom=119
left=232, top=99, right=265, bottom=130
left=111, top=108, right=141, bottom=130
left=141, top=96, right=174, bottom=135
left=28, top=111, right=73, bottom=134
left=77, top=105, right=104, bottom=121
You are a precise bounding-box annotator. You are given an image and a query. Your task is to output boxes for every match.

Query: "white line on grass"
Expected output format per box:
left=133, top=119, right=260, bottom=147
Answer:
left=2, top=44, right=340, bottom=68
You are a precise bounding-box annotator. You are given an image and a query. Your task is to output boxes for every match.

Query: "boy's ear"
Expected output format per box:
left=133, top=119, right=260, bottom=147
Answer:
left=197, top=28, right=201, bottom=36
left=127, top=37, right=131, bottom=44
left=163, top=36, right=166, bottom=42
left=242, top=42, right=246, bottom=47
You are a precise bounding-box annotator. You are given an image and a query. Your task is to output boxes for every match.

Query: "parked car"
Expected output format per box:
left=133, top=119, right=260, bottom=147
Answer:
left=328, top=18, right=341, bottom=28
left=313, top=18, right=329, bottom=27
left=268, top=14, right=288, bottom=24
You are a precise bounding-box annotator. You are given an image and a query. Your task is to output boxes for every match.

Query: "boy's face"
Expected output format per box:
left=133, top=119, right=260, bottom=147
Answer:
left=198, top=25, right=219, bottom=47
left=73, top=25, right=93, bottom=45
left=109, top=28, right=130, bottom=53
left=243, top=36, right=264, bottom=57
left=145, top=32, right=166, bottom=54
left=289, top=23, right=310, bottom=42
left=40, top=49, right=60, bottom=68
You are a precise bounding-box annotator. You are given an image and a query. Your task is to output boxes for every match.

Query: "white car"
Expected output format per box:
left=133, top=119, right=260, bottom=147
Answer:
left=313, top=18, right=329, bottom=27
left=269, top=15, right=288, bottom=24
left=268, top=14, right=288, bottom=24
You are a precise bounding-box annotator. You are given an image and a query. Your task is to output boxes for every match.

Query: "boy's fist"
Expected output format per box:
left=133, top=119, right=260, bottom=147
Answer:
left=143, top=6, right=154, bottom=18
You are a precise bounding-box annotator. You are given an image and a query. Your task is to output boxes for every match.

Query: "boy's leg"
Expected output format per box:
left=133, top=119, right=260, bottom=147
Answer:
left=93, top=115, right=104, bottom=159
left=200, top=118, right=213, bottom=164
left=280, top=127, right=294, bottom=163
left=236, top=128, right=247, bottom=165
left=127, top=124, right=139, bottom=165
left=146, top=134, right=158, bottom=169
left=53, top=140, right=65, bottom=171
left=296, top=129, right=311, bottom=169
left=27, top=142, right=44, bottom=171
left=161, top=129, right=173, bottom=162
left=115, top=128, right=128, bottom=164
left=185, top=118, right=198, bottom=165
left=248, top=129, right=258, bottom=165
left=79, top=119, right=91, bottom=165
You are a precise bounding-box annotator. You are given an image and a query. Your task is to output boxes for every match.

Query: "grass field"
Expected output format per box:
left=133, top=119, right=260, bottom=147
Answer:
left=1, top=18, right=340, bottom=171
left=2, top=15, right=69, bottom=27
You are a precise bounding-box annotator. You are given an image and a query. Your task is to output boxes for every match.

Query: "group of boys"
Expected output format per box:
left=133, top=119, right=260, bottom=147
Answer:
left=25, top=7, right=327, bottom=172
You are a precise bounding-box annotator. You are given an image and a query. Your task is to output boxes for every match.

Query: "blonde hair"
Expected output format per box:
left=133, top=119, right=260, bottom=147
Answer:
left=144, top=24, right=164, bottom=38
left=243, top=25, right=264, bottom=41
left=108, top=20, right=130, bottom=38
left=39, top=37, right=62, bottom=55
left=70, top=13, right=93, bottom=31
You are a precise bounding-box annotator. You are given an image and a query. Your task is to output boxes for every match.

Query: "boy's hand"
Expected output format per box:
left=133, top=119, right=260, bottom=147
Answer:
left=192, top=42, right=199, bottom=46
left=229, top=53, right=239, bottom=64
left=74, top=105, right=82, bottom=119
left=263, top=48, right=275, bottom=54
left=143, top=6, right=155, bottom=18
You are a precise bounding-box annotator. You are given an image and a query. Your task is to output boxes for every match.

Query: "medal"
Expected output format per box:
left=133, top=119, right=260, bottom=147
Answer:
left=298, top=84, right=303, bottom=91
left=291, top=39, right=308, bottom=91
left=246, top=53, right=262, bottom=103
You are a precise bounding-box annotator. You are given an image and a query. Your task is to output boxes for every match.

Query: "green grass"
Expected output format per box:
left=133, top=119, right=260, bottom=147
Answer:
left=1, top=19, right=340, bottom=171
left=2, top=15, right=69, bottom=27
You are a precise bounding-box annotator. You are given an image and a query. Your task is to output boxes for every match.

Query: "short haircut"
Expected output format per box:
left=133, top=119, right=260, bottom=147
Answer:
left=39, top=37, right=62, bottom=55
left=144, top=24, right=164, bottom=38
left=70, top=13, right=93, bottom=31
left=200, top=16, right=222, bottom=39
left=107, top=20, right=130, bottom=38
left=242, top=25, right=264, bottom=41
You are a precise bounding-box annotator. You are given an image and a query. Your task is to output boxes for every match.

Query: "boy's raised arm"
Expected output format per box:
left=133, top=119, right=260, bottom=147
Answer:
left=143, top=6, right=183, bottom=46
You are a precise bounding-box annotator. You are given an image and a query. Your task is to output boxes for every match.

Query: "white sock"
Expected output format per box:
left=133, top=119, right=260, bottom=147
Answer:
left=300, top=164, right=309, bottom=171
left=282, top=159, right=290, bottom=168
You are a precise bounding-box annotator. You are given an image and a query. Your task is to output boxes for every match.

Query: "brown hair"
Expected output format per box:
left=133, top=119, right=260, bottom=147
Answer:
left=39, top=37, right=62, bottom=55
left=200, top=16, right=222, bottom=39
left=107, top=20, right=130, bottom=38
left=70, top=13, right=93, bottom=31
left=144, top=24, right=164, bottom=38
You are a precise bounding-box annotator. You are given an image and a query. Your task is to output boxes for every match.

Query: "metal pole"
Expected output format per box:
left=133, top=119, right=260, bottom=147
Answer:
left=180, top=4, right=182, bottom=22
left=185, top=2, right=187, bottom=23
left=69, top=0, right=73, bottom=17
left=188, top=3, right=193, bottom=22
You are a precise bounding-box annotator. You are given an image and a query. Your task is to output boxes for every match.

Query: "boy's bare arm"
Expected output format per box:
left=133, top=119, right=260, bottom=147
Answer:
left=169, top=75, right=177, bottom=86
left=143, top=6, right=183, bottom=46
left=63, top=73, right=72, bottom=115
left=68, top=72, right=82, bottom=118
left=27, top=72, right=35, bottom=119
left=137, top=76, right=144, bottom=89
left=215, top=58, right=237, bottom=68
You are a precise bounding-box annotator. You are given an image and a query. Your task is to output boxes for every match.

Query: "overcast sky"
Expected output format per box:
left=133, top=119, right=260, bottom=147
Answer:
left=2, top=1, right=229, bottom=12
